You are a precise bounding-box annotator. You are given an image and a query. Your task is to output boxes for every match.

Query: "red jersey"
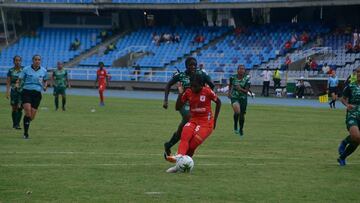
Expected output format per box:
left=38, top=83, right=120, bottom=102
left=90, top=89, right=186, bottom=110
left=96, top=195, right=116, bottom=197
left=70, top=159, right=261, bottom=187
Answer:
left=181, top=87, right=218, bottom=120
left=97, top=68, right=108, bottom=84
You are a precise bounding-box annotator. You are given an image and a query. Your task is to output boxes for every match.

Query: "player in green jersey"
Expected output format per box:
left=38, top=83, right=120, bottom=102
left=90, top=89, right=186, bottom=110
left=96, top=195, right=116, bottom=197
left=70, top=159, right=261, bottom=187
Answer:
left=337, top=67, right=360, bottom=166
left=5, top=56, right=23, bottom=129
left=228, top=64, right=251, bottom=136
left=52, top=62, right=70, bottom=111
left=163, top=57, right=215, bottom=156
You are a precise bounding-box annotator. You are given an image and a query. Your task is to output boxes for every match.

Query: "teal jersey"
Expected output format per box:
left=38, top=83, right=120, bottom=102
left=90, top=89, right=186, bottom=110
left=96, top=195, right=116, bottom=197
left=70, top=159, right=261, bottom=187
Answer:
left=171, top=70, right=214, bottom=90
left=53, top=69, right=68, bottom=88
left=229, top=74, right=251, bottom=99
left=343, top=83, right=360, bottom=115
left=7, top=67, right=23, bottom=92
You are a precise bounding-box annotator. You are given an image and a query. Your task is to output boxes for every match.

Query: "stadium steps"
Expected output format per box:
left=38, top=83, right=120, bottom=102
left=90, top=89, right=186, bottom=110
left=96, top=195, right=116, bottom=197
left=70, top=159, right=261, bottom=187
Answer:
left=65, top=30, right=131, bottom=68
left=164, top=28, right=233, bottom=69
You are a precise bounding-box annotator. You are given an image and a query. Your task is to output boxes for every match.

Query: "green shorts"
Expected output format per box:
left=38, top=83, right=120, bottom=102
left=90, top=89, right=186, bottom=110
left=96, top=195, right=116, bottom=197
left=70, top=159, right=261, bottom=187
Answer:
left=53, top=86, right=66, bottom=96
left=231, top=97, right=247, bottom=114
left=346, top=113, right=360, bottom=130
left=10, top=89, right=22, bottom=106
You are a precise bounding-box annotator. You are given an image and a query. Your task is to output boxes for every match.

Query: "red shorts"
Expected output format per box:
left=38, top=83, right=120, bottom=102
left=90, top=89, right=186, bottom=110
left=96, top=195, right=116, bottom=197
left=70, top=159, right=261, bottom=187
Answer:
left=177, top=118, right=214, bottom=157
left=98, top=83, right=106, bottom=92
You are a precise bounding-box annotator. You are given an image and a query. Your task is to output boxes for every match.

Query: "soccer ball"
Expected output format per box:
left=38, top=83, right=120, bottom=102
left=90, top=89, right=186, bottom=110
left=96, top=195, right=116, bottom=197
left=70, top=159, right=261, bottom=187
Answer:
left=176, top=155, right=194, bottom=173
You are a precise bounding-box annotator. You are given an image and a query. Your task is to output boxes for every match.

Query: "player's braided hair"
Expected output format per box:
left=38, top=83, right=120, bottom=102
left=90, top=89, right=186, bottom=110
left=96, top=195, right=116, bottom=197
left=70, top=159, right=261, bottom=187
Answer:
left=191, top=73, right=203, bottom=86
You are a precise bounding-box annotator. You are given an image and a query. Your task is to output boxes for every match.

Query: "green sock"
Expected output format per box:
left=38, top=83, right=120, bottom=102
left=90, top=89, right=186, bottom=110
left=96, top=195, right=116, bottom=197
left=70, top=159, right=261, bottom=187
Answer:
left=11, top=111, right=16, bottom=127
left=62, top=97, right=66, bottom=109
left=55, top=96, right=59, bottom=109
left=345, top=135, right=352, bottom=144
left=239, top=114, right=245, bottom=131
left=16, top=110, right=23, bottom=126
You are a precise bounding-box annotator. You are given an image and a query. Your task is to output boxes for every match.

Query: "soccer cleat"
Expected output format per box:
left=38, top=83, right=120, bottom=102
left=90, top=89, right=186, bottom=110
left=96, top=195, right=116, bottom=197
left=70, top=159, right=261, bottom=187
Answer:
left=14, top=125, right=22, bottom=130
left=62, top=107, right=66, bottom=111
left=164, top=142, right=171, bottom=156
left=23, top=134, right=29, bottom=139
left=99, top=102, right=105, bottom=106
left=165, top=154, right=177, bottom=163
left=337, top=158, right=346, bottom=166
left=338, top=141, right=347, bottom=155
left=234, top=129, right=239, bottom=135
left=239, top=129, right=244, bottom=136
left=166, top=166, right=178, bottom=173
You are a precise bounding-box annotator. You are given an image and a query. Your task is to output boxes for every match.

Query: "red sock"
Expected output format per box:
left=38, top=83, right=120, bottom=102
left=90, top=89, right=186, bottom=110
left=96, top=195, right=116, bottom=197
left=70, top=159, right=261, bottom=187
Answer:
left=99, top=90, right=104, bottom=102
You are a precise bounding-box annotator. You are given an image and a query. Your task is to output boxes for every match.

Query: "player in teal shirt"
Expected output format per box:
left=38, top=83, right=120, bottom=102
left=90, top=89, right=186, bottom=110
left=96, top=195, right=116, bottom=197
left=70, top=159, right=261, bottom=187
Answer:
left=52, top=62, right=70, bottom=111
left=337, top=67, right=360, bottom=166
left=6, top=56, right=23, bottom=129
left=228, top=65, right=251, bottom=136
left=163, top=57, right=215, bottom=156
left=18, top=55, right=48, bottom=139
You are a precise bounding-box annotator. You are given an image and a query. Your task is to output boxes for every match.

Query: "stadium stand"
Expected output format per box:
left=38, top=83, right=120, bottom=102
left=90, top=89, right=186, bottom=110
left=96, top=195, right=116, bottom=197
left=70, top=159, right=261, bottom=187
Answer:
left=16, top=0, right=94, bottom=3
left=112, top=0, right=199, bottom=3
left=79, top=26, right=229, bottom=68
left=0, top=27, right=101, bottom=69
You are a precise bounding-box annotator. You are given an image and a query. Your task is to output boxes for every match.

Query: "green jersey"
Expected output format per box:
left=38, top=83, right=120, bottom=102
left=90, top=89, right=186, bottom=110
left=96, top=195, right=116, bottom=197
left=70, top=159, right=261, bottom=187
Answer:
left=344, top=83, right=360, bottom=115
left=229, top=74, right=251, bottom=99
left=7, top=67, right=23, bottom=92
left=171, top=70, right=214, bottom=89
left=53, top=69, right=68, bottom=88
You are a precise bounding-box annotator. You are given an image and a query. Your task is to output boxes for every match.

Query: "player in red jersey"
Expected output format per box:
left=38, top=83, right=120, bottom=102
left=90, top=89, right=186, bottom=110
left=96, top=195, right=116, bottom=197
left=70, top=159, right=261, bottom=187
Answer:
left=95, top=62, right=110, bottom=106
left=165, top=74, right=221, bottom=172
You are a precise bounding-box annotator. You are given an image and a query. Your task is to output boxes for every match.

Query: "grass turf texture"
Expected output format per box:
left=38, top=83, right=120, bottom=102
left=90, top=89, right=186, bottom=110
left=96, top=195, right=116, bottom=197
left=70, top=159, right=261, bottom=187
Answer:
left=0, top=93, right=359, bottom=202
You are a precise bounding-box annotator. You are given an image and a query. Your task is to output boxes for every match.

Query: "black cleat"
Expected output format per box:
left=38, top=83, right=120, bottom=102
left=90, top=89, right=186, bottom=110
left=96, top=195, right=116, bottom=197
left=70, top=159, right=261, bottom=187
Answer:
left=14, top=125, right=22, bottom=130
left=23, top=133, right=29, bottom=139
left=164, top=142, right=171, bottom=156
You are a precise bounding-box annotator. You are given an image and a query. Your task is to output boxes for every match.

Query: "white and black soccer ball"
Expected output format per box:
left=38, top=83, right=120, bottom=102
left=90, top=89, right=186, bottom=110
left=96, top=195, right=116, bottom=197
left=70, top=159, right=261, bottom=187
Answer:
left=176, top=155, right=194, bottom=173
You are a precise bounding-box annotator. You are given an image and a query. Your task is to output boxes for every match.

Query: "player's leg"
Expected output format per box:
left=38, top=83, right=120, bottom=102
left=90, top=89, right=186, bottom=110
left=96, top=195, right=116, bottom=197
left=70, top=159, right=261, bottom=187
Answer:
left=22, top=90, right=41, bottom=139
left=11, top=105, right=17, bottom=128
left=61, top=88, right=66, bottom=111
left=239, top=98, right=247, bottom=136
left=54, top=88, right=59, bottom=110
left=232, top=100, right=241, bottom=134
left=338, top=119, right=360, bottom=166
left=99, top=85, right=105, bottom=106
left=164, top=103, right=190, bottom=156
left=187, top=122, right=213, bottom=157
left=338, top=135, right=352, bottom=155
left=172, top=122, right=196, bottom=158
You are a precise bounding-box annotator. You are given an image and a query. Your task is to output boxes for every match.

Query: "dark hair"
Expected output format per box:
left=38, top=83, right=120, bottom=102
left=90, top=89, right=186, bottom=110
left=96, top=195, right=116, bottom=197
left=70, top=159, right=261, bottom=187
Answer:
left=191, top=73, right=203, bottom=86
left=238, top=64, right=245, bottom=70
left=185, top=57, right=197, bottom=69
left=32, top=54, right=41, bottom=60
left=13, top=55, right=21, bottom=62
left=98, top=61, right=104, bottom=67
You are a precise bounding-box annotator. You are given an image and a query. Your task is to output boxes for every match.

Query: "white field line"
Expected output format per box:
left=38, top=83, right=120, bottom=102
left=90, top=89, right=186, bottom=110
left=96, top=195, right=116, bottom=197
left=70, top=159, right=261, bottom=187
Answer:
left=0, top=151, right=318, bottom=160
left=1, top=162, right=360, bottom=167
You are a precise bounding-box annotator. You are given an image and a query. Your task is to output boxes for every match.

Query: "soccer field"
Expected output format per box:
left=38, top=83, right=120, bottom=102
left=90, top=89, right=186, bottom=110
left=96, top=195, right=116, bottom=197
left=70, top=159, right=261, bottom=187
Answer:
left=0, top=93, right=359, bottom=202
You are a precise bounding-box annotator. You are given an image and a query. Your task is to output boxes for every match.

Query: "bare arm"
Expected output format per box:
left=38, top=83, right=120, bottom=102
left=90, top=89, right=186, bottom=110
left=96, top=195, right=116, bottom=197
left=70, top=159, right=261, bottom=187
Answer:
left=175, top=92, right=184, bottom=111
left=43, top=80, right=48, bottom=91
left=213, top=98, right=221, bottom=129
left=163, top=78, right=177, bottom=109
left=341, top=96, right=354, bottom=111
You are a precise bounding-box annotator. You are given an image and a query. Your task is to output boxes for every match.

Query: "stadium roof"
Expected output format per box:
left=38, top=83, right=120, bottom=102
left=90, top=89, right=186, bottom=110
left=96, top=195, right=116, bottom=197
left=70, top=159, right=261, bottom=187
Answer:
left=1, top=0, right=360, bottom=10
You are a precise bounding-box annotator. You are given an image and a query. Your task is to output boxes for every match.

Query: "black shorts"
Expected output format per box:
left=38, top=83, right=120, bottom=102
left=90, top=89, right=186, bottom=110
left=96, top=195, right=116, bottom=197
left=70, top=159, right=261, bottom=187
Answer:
left=329, top=87, right=338, bottom=95
left=22, top=89, right=42, bottom=109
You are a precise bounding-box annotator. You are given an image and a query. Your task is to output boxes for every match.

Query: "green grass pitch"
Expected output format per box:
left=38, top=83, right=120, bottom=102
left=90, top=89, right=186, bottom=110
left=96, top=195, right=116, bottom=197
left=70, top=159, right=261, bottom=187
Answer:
left=0, top=93, right=359, bottom=202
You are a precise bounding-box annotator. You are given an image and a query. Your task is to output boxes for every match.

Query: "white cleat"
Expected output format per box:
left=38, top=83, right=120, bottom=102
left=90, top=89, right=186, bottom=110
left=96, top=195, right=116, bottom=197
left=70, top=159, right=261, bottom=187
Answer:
left=166, top=166, right=178, bottom=173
